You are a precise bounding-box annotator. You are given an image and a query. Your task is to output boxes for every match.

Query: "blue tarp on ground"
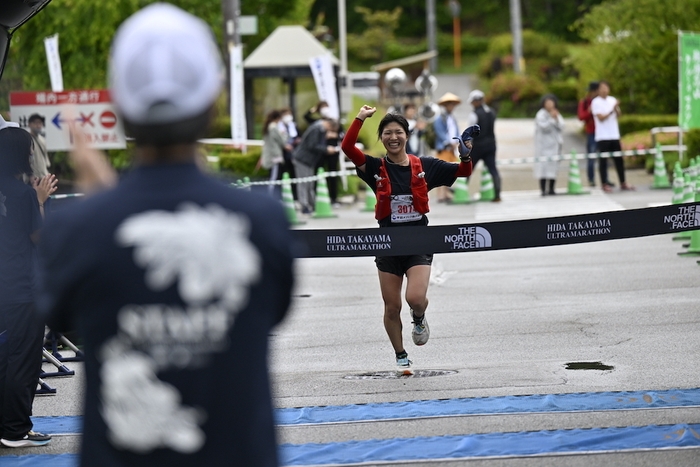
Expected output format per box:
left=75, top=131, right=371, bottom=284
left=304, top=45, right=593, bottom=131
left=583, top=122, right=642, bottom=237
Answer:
left=30, top=387, right=700, bottom=435
left=6, top=424, right=700, bottom=466
left=275, top=387, right=700, bottom=425
left=280, top=423, right=700, bottom=465
left=0, top=453, right=77, bottom=467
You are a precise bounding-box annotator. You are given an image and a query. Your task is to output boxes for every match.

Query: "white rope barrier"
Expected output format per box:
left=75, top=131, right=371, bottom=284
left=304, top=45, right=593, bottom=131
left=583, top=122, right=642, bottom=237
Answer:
left=234, top=145, right=690, bottom=187
left=48, top=144, right=693, bottom=195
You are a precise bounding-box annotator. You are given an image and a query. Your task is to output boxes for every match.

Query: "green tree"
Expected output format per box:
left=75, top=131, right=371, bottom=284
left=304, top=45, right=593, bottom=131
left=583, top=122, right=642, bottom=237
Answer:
left=5, top=0, right=313, bottom=93
left=574, top=0, right=700, bottom=114
left=311, top=0, right=604, bottom=41
left=347, top=6, right=402, bottom=62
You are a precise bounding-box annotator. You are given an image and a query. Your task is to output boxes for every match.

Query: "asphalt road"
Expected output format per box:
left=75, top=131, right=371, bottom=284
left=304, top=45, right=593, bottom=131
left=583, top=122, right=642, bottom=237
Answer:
left=7, top=113, right=700, bottom=466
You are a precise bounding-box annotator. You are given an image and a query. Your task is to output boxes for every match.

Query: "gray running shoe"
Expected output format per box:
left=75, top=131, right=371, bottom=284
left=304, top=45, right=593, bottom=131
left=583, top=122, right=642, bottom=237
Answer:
left=1, top=431, right=52, bottom=447
left=396, top=353, right=412, bottom=368
left=410, top=310, right=430, bottom=346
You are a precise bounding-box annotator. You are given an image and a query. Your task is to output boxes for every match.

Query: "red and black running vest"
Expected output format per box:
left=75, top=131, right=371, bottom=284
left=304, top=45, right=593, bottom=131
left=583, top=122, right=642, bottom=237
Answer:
left=374, top=155, right=429, bottom=221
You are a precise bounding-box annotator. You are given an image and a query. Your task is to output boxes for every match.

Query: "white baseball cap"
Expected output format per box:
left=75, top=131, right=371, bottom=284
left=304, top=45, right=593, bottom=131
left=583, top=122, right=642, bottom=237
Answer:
left=468, top=90, right=485, bottom=103
left=109, top=3, right=223, bottom=125
left=0, top=115, right=19, bottom=130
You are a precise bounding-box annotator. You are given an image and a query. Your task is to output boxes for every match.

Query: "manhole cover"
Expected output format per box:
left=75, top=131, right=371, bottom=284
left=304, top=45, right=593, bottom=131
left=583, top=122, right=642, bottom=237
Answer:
left=564, top=361, right=614, bottom=371
left=343, top=369, right=457, bottom=380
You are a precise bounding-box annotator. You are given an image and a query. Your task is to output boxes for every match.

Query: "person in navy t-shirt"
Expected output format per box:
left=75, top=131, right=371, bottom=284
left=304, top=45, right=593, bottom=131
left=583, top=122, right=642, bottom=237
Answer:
left=0, top=126, right=57, bottom=448
left=37, top=5, right=294, bottom=466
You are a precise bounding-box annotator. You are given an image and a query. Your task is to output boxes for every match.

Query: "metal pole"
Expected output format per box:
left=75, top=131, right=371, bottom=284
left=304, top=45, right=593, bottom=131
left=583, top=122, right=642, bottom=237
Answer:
left=509, top=0, right=523, bottom=73
left=338, top=0, right=351, bottom=117
left=426, top=0, right=437, bottom=72
left=449, top=0, right=461, bottom=70
left=222, top=0, right=241, bottom=111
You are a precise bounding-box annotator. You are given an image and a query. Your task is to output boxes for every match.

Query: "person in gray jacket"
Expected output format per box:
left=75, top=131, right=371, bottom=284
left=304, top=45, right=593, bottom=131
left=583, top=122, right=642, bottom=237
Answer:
left=260, top=109, right=291, bottom=196
left=533, top=94, right=565, bottom=196
left=292, top=118, right=339, bottom=214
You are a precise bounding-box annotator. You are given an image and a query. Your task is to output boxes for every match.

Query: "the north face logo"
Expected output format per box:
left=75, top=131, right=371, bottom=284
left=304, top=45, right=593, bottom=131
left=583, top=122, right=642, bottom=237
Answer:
left=445, top=226, right=492, bottom=250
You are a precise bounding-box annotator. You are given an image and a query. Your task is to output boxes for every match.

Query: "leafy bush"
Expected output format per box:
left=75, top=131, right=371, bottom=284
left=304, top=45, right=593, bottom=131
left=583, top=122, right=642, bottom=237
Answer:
left=460, top=35, right=491, bottom=56
left=617, top=115, right=678, bottom=136
left=489, top=73, right=546, bottom=103
left=486, top=33, right=513, bottom=57
left=214, top=146, right=264, bottom=178
left=620, top=130, right=677, bottom=150
left=384, top=38, right=427, bottom=61
left=547, top=80, right=579, bottom=102
left=485, top=30, right=565, bottom=62
left=435, top=32, right=490, bottom=57
left=685, top=129, right=700, bottom=161
left=207, top=115, right=231, bottom=139
left=620, top=131, right=679, bottom=172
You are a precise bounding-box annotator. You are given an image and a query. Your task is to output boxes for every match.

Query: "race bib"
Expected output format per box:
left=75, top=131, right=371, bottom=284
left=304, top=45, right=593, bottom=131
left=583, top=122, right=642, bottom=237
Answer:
left=390, top=195, right=422, bottom=223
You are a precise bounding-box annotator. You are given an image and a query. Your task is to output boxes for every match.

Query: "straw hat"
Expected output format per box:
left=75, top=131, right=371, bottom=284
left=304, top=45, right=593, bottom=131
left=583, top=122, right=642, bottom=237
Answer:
left=437, top=92, right=461, bottom=105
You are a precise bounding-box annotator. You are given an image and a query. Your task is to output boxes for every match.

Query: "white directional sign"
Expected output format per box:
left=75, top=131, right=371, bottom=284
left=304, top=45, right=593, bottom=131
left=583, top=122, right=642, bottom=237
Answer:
left=10, top=89, right=126, bottom=151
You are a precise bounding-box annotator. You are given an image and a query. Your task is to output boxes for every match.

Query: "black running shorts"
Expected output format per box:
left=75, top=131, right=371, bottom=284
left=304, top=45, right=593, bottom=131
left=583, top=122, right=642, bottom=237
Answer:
left=375, top=254, right=433, bottom=277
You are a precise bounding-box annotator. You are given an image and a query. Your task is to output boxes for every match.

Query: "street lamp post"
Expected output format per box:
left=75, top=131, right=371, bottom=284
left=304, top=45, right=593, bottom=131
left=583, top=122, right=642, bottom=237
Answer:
left=426, top=0, right=437, bottom=72
left=449, top=0, right=461, bottom=70
left=222, top=0, right=241, bottom=110
left=338, top=0, right=351, bottom=118
left=509, top=0, right=523, bottom=73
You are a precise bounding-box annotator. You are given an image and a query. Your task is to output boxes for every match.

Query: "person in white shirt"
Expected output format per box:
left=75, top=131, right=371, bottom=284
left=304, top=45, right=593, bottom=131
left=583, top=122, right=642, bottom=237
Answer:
left=591, top=81, right=633, bottom=192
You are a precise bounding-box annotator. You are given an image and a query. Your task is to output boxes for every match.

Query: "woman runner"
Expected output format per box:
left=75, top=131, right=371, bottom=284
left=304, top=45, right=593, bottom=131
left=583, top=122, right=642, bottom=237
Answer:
left=341, top=105, right=475, bottom=368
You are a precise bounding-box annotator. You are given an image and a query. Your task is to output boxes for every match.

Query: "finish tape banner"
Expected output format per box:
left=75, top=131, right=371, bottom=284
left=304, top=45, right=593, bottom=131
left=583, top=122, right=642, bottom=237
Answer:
left=293, top=203, right=700, bottom=258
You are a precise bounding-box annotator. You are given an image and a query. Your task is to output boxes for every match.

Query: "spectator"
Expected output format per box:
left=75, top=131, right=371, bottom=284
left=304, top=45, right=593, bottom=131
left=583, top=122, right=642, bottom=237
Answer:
left=403, top=103, right=426, bottom=157
left=303, top=102, right=343, bottom=206
left=278, top=108, right=300, bottom=200
left=467, top=90, right=502, bottom=202
left=0, top=126, right=57, bottom=448
left=292, top=118, right=339, bottom=214
left=534, top=94, right=565, bottom=196
left=591, top=81, right=633, bottom=192
left=27, top=114, right=50, bottom=178
left=303, top=100, right=331, bottom=124
left=432, top=92, right=462, bottom=202
left=260, top=109, right=291, bottom=197
left=37, top=4, right=295, bottom=465
left=577, top=82, right=599, bottom=187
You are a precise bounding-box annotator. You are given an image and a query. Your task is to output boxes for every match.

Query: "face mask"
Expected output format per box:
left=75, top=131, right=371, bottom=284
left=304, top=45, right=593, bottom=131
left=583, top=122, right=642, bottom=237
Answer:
left=320, top=107, right=333, bottom=118
left=282, top=114, right=293, bottom=124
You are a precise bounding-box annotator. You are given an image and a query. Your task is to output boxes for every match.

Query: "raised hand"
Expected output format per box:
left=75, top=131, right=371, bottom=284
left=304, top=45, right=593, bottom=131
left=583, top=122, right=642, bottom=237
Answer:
left=357, top=105, right=377, bottom=121
left=68, top=119, right=118, bottom=194
left=33, top=174, right=58, bottom=205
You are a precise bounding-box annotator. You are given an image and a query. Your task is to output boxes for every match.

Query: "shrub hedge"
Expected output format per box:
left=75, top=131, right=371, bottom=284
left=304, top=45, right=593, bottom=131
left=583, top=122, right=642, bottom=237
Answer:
left=617, top=115, right=678, bottom=136
left=685, top=128, right=700, bottom=160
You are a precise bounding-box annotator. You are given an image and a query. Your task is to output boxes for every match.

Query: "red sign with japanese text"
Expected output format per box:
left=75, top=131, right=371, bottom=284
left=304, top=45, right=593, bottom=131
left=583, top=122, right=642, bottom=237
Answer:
left=9, top=89, right=126, bottom=151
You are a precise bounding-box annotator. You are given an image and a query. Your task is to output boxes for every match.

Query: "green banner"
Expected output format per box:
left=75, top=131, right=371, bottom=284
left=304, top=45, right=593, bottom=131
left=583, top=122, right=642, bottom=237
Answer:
left=679, top=31, right=700, bottom=130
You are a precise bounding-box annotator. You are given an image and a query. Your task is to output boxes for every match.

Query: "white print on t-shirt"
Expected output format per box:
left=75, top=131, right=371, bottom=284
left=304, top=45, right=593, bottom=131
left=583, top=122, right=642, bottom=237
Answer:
left=100, top=348, right=205, bottom=454
left=98, top=203, right=262, bottom=454
left=390, top=194, right=422, bottom=223
left=115, top=203, right=260, bottom=309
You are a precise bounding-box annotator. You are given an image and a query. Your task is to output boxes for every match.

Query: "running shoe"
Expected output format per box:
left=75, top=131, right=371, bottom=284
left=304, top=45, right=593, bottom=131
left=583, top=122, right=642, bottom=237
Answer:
left=396, top=353, right=412, bottom=368
left=1, top=431, right=52, bottom=447
left=410, top=310, right=430, bottom=346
